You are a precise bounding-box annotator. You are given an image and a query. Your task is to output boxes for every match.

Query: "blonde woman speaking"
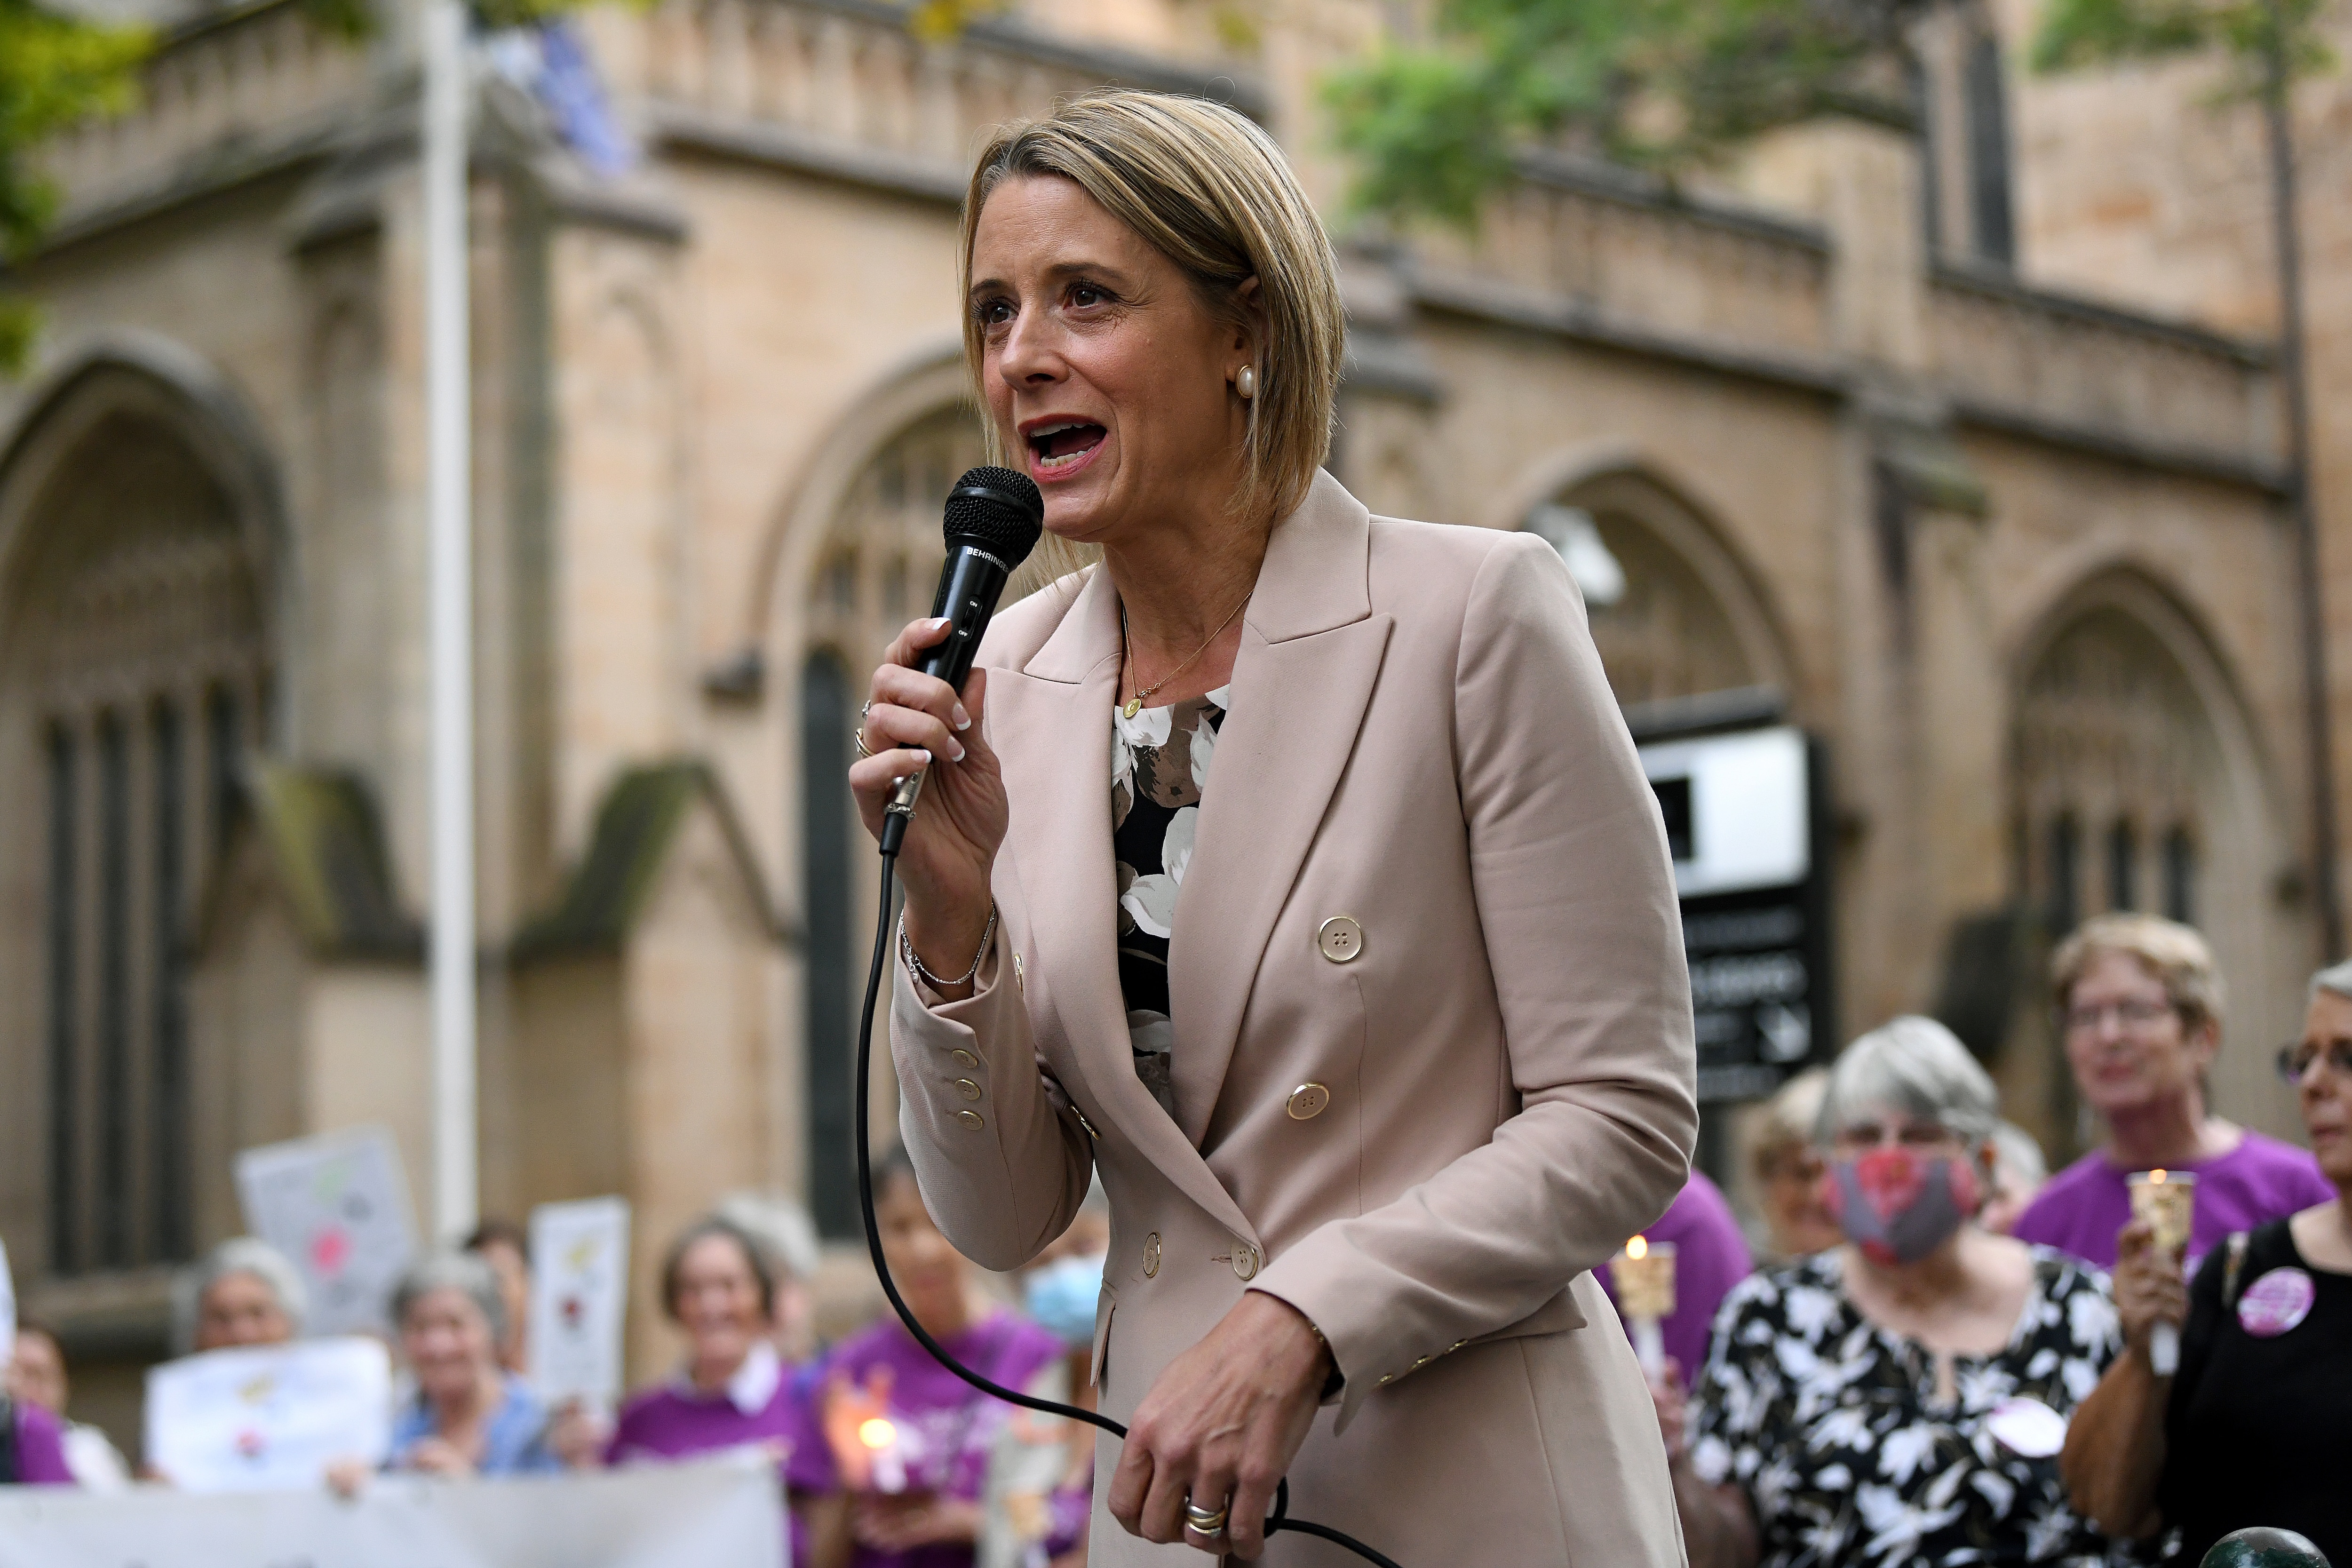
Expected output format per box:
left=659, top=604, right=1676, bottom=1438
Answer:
left=851, top=91, right=1696, bottom=1565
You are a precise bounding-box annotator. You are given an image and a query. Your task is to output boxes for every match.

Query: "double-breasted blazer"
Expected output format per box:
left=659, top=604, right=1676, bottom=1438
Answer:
left=890, top=470, right=1699, bottom=1564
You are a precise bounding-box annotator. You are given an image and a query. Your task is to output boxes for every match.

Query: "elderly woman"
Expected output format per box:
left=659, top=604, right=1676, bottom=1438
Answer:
left=383, top=1251, right=560, bottom=1477
left=172, top=1237, right=305, bottom=1354
left=6, top=1321, right=129, bottom=1489
left=1672, top=1018, right=2120, bottom=1568
left=606, top=1217, right=823, bottom=1560
left=2015, top=914, right=2332, bottom=1270
left=854, top=90, right=1693, bottom=1563
left=2061, top=961, right=2352, bottom=1565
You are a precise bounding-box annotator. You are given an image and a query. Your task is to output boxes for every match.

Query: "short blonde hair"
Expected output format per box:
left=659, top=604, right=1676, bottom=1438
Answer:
left=959, top=91, right=1345, bottom=525
left=2050, top=913, right=2225, bottom=1032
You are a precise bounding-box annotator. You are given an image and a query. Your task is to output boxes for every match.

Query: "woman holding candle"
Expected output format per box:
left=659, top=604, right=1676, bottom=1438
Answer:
left=2059, top=960, right=2352, bottom=1565
left=2013, top=915, right=2331, bottom=1273
left=1671, top=1017, right=2122, bottom=1568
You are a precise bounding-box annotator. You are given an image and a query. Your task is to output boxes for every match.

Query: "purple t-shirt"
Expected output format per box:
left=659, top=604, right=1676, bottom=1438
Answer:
left=8, top=1401, right=75, bottom=1485
left=608, top=1347, right=820, bottom=1562
left=804, top=1311, right=1064, bottom=1568
left=1599, top=1168, right=1755, bottom=1377
left=2011, top=1129, right=2336, bottom=1273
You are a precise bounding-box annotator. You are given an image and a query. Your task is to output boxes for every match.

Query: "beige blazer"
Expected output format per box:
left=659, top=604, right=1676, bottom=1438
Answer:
left=890, top=471, right=1698, bottom=1565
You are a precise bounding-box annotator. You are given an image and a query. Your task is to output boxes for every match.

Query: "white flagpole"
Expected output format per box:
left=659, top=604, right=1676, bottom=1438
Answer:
left=424, top=0, right=477, bottom=1243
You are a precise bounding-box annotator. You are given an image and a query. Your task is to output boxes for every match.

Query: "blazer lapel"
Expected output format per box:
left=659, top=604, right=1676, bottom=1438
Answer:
left=1168, top=474, right=1393, bottom=1147
left=992, top=569, right=1263, bottom=1245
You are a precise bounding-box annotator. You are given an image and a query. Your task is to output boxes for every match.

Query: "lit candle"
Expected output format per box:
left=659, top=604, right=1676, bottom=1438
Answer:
left=2128, top=1169, right=2198, bottom=1376
left=1612, top=1235, right=1678, bottom=1377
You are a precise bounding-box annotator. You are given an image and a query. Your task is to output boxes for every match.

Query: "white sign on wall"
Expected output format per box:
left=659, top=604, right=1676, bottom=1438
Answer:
left=528, top=1196, right=632, bottom=1408
left=0, top=1451, right=785, bottom=1568
left=235, top=1126, right=417, bottom=1337
left=1639, top=725, right=1811, bottom=898
left=144, top=1337, right=393, bottom=1494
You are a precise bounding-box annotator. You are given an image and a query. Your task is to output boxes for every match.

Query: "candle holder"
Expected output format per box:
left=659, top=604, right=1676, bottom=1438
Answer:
left=2129, top=1169, right=2198, bottom=1376
left=1611, top=1237, right=1678, bottom=1376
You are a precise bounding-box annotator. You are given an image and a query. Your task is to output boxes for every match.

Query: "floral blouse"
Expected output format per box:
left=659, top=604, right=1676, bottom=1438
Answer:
left=1110, top=688, right=1227, bottom=1120
left=1689, top=1247, right=2124, bottom=1568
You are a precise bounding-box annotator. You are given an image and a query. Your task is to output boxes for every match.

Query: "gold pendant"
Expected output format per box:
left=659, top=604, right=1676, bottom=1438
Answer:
left=1122, top=696, right=1143, bottom=719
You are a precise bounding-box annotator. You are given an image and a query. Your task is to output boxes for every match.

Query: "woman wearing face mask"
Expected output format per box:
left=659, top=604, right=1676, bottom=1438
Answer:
left=1670, top=1018, right=2122, bottom=1568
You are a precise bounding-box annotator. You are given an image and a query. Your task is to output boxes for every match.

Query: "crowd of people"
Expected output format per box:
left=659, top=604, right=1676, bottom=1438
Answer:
left=4, top=908, right=2344, bottom=1568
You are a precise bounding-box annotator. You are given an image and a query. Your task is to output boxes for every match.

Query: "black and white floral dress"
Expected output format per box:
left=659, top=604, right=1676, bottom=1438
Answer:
left=1109, top=688, right=1226, bottom=1120
left=1689, top=1247, right=2125, bottom=1568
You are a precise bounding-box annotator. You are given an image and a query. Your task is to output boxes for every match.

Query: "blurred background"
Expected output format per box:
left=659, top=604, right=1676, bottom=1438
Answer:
left=0, top=0, right=2344, bottom=1468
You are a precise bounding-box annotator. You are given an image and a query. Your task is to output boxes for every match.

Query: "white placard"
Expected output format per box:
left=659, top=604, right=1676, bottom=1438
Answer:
left=0, top=1235, right=16, bottom=1369
left=235, top=1126, right=417, bottom=1337
left=528, top=1196, right=631, bottom=1406
left=0, top=1451, right=784, bottom=1568
left=1640, top=725, right=1811, bottom=897
left=144, top=1337, right=394, bottom=1494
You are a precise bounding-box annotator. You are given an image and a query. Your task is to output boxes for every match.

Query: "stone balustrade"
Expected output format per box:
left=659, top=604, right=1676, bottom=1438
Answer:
left=638, top=0, right=1255, bottom=188
left=1414, top=157, right=1836, bottom=368
left=39, top=1, right=366, bottom=228
left=1928, top=266, right=2280, bottom=476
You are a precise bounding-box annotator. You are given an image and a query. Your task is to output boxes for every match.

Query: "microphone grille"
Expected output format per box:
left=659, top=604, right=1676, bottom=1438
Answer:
left=944, top=466, right=1045, bottom=565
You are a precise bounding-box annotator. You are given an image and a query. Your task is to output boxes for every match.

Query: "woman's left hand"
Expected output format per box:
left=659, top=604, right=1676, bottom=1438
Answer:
left=1108, top=1290, right=1331, bottom=1560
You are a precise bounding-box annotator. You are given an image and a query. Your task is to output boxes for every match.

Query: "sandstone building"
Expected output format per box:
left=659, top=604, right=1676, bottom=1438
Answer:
left=0, top=0, right=2334, bottom=1443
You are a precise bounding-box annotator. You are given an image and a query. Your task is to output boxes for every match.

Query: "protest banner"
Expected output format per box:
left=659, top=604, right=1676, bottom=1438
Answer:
left=144, top=1337, right=393, bottom=1493
left=0, top=1450, right=786, bottom=1568
left=235, top=1125, right=417, bottom=1336
left=528, top=1195, right=630, bottom=1408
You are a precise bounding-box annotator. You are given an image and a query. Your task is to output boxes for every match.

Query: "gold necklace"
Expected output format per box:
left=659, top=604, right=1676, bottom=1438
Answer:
left=1120, top=593, right=1250, bottom=719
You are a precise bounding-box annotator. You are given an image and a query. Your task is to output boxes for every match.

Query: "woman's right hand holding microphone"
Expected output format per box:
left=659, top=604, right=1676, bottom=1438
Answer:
left=851, top=617, right=1009, bottom=1000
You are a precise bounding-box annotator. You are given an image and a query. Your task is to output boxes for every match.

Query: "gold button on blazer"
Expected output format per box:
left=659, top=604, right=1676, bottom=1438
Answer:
left=890, top=471, right=1698, bottom=1565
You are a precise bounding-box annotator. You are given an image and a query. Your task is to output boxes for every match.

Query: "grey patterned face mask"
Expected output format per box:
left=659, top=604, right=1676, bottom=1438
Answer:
left=1824, top=1150, right=1979, bottom=1266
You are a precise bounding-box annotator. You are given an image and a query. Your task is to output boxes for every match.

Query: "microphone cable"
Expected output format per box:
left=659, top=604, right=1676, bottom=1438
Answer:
left=853, top=847, right=1405, bottom=1567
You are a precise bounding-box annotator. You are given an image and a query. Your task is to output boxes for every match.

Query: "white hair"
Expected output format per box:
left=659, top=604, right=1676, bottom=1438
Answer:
left=2309, top=958, right=2352, bottom=1005
left=1816, top=1015, right=2002, bottom=1150
left=171, top=1238, right=307, bottom=1355
left=390, top=1251, right=507, bottom=1346
left=712, top=1192, right=821, bottom=1284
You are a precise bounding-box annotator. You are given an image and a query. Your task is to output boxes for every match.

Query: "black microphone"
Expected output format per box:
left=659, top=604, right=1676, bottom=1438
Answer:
left=879, top=466, right=1045, bottom=857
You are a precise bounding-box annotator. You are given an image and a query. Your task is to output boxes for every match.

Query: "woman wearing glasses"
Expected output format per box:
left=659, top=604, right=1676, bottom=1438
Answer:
left=1671, top=1018, right=2122, bottom=1568
left=2010, top=915, right=2332, bottom=1272
left=2060, top=961, right=2352, bottom=1565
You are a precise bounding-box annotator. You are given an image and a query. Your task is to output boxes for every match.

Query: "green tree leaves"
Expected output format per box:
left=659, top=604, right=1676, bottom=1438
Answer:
left=0, top=0, right=150, bottom=373
left=1326, top=0, right=1935, bottom=227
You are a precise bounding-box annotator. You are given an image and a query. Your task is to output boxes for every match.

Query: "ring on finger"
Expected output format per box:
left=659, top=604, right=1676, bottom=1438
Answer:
left=1183, top=1498, right=1231, bottom=1535
left=854, top=699, right=874, bottom=760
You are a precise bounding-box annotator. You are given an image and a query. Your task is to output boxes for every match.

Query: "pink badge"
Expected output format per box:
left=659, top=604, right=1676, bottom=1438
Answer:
left=2236, top=1266, right=2316, bottom=1338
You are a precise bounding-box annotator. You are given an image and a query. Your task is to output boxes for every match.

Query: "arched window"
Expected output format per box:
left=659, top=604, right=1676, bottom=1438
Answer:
left=4, top=408, right=268, bottom=1275
left=797, top=408, right=985, bottom=1235
left=799, top=650, right=858, bottom=1239
left=2017, top=609, right=2212, bottom=947
left=1522, top=470, right=1784, bottom=711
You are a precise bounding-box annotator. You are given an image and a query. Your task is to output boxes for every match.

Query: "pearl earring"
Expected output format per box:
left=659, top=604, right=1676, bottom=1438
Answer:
left=1235, top=364, right=1256, bottom=400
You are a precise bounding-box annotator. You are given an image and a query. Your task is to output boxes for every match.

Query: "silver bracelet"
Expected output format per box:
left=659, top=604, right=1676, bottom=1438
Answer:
left=900, top=903, right=997, bottom=990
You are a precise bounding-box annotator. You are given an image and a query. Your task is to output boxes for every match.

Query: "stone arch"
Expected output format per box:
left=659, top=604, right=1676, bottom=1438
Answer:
left=2007, top=566, right=2304, bottom=1141
left=0, top=337, right=282, bottom=1278
left=1495, top=446, right=1795, bottom=709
